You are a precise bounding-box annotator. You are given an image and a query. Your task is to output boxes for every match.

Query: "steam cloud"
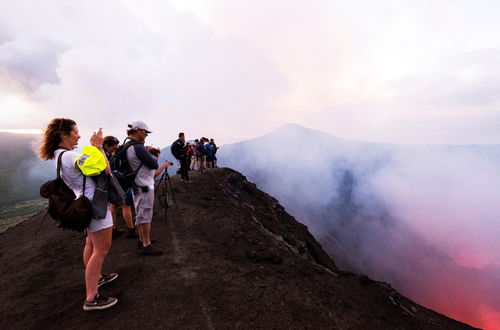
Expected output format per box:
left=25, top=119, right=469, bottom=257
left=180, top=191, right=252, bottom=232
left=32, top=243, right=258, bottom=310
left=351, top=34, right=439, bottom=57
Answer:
left=220, top=124, right=500, bottom=329
left=2, top=0, right=500, bottom=328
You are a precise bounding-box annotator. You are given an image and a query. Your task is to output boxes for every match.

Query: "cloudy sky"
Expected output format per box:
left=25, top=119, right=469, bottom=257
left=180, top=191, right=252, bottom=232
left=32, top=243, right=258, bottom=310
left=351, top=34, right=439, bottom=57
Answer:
left=1, top=0, right=500, bottom=146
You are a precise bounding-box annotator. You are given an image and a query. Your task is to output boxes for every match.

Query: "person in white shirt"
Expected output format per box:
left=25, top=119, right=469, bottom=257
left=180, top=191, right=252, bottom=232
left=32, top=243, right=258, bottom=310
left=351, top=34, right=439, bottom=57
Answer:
left=38, top=118, right=118, bottom=311
left=125, top=121, right=169, bottom=255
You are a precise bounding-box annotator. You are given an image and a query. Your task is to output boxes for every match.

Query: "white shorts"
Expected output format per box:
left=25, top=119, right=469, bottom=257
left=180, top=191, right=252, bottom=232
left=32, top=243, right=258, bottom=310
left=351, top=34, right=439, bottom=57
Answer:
left=133, top=187, right=155, bottom=225
left=88, top=208, right=113, bottom=233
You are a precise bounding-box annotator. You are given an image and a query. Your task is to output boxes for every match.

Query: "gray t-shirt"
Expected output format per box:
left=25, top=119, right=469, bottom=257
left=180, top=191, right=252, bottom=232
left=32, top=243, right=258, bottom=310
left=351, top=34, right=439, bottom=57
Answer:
left=126, top=143, right=158, bottom=188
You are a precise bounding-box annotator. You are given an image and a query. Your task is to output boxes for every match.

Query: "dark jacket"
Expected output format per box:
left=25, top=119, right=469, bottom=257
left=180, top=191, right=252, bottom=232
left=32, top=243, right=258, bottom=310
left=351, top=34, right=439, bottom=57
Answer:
left=171, top=139, right=185, bottom=159
left=196, top=142, right=206, bottom=156
left=91, top=173, right=126, bottom=218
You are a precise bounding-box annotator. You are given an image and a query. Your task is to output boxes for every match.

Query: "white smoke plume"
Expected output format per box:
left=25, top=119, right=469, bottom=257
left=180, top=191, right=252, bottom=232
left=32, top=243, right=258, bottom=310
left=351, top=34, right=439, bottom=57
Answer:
left=220, top=124, right=500, bottom=328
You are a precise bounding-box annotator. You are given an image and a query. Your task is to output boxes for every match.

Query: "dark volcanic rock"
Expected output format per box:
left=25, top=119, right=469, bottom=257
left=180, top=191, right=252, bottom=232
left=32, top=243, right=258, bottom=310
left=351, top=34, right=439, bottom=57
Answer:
left=0, top=168, right=475, bottom=329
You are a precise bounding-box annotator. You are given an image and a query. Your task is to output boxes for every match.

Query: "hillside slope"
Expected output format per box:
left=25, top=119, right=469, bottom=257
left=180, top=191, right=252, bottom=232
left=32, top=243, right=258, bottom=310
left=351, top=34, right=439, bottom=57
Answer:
left=0, top=168, right=474, bottom=329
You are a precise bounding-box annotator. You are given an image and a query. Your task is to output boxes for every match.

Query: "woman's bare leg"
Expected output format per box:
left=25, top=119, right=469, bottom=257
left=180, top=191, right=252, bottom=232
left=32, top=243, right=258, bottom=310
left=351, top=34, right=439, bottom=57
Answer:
left=83, top=233, right=93, bottom=267
left=85, top=227, right=112, bottom=301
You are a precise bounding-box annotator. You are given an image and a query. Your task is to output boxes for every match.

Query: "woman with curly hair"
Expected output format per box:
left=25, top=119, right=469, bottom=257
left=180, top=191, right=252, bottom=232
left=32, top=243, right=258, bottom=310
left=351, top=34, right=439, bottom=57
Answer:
left=39, top=118, right=118, bottom=311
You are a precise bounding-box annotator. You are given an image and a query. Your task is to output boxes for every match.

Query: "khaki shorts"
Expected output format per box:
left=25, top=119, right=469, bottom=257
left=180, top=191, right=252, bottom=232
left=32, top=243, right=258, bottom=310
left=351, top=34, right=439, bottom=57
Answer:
left=133, top=187, right=155, bottom=225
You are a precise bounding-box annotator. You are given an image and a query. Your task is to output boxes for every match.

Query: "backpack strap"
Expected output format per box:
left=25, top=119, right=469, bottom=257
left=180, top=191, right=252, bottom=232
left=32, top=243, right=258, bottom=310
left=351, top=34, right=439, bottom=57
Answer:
left=57, top=149, right=87, bottom=196
left=83, top=174, right=87, bottom=196
left=120, top=140, right=143, bottom=184
left=56, top=150, right=67, bottom=180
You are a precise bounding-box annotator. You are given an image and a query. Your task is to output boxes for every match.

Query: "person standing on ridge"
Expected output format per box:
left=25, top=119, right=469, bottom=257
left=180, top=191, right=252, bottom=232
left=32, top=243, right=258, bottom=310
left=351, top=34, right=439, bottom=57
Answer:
left=196, top=137, right=207, bottom=173
left=205, top=139, right=214, bottom=170
left=185, top=143, right=194, bottom=171
left=38, top=118, right=118, bottom=311
left=209, top=138, right=219, bottom=169
left=125, top=121, right=163, bottom=255
left=191, top=139, right=199, bottom=170
left=171, top=132, right=190, bottom=182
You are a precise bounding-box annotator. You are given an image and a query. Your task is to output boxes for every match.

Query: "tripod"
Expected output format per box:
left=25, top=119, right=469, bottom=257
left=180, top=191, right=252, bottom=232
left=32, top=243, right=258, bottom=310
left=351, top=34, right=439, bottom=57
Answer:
left=156, top=169, right=177, bottom=222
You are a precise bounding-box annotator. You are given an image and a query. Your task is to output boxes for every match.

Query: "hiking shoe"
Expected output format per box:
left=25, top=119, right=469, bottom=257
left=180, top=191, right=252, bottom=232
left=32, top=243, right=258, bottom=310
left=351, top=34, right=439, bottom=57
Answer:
left=83, top=293, right=118, bottom=311
left=137, top=240, right=158, bottom=249
left=140, top=244, right=163, bottom=255
left=98, top=273, right=118, bottom=288
left=126, top=228, right=138, bottom=238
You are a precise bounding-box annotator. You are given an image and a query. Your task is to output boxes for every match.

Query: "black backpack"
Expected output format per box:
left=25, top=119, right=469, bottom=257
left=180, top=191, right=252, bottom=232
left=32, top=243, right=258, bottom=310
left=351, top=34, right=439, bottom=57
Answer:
left=110, top=138, right=142, bottom=188
left=40, top=151, right=93, bottom=232
left=171, top=140, right=187, bottom=159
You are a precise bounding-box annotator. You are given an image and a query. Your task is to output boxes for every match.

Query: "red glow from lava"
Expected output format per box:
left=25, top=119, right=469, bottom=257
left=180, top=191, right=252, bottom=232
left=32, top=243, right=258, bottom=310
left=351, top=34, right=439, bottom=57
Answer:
left=407, top=267, right=500, bottom=330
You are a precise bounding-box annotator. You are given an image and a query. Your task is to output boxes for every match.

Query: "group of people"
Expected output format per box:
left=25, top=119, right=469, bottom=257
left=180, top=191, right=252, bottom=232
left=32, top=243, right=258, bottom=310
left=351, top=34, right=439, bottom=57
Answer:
left=38, top=118, right=219, bottom=311
left=171, top=135, right=219, bottom=182
left=187, top=137, right=219, bottom=171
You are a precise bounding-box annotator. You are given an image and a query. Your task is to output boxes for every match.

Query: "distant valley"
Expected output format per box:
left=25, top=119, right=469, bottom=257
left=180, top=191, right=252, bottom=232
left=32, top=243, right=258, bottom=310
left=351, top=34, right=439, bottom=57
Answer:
left=0, top=133, right=51, bottom=232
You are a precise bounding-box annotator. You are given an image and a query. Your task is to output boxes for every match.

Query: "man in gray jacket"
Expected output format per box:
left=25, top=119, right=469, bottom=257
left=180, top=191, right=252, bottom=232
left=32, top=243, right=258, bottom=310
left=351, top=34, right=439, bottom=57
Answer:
left=126, top=121, right=163, bottom=255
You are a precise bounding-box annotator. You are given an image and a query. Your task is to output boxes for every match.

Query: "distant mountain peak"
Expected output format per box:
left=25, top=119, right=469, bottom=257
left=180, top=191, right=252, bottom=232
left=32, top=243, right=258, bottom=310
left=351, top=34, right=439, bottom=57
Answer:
left=279, top=122, right=308, bottom=130
left=274, top=123, right=348, bottom=141
left=277, top=123, right=321, bottom=135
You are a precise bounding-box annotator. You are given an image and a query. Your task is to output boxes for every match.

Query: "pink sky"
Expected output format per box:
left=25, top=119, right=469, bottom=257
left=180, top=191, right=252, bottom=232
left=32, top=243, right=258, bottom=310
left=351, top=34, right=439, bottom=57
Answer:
left=1, top=0, right=500, bottom=146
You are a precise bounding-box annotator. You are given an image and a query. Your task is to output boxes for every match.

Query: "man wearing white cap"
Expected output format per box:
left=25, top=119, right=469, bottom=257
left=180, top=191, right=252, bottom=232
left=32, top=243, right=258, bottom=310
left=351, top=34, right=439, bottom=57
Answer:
left=126, top=121, right=163, bottom=255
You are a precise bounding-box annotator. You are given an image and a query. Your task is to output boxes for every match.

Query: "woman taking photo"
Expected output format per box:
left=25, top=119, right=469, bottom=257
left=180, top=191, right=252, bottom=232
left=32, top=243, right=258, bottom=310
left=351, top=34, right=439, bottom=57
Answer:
left=38, top=118, right=118, bottom=311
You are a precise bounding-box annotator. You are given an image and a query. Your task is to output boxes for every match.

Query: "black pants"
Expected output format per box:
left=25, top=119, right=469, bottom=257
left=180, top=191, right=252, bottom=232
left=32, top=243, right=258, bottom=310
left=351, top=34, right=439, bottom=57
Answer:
left=179, top=156, right=190, bottom=180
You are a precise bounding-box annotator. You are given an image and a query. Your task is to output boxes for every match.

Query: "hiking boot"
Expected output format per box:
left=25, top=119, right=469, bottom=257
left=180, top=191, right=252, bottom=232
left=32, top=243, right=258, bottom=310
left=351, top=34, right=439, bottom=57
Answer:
left=126, top=228, right=138, bottom=238
left=98, top=273, right=118, bottom=288
left=140, top=244, right=163, bottom=255
left=83, top=293, right=118, bottom=311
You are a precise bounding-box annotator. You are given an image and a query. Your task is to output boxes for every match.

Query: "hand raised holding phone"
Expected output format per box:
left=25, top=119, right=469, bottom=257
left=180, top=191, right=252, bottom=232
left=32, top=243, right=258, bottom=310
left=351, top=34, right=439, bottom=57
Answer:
left=90, top=128, right=105, bottom=148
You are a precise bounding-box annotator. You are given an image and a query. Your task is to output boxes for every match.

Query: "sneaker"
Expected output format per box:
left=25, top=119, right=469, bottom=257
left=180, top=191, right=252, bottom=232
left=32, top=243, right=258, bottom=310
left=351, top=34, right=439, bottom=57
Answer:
left=126, top=228, right=138, bottom=238
left=137, top=240, right=158, bottom=249
left=98, top=273, right=118, bottom=288
left=140, top=244, right=163, bottom=255
left=83, top=293, right=118, bottom=311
